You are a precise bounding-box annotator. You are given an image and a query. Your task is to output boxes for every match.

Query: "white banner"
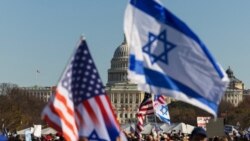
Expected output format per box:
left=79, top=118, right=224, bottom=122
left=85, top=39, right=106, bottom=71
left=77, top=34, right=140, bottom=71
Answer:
left=33, top=125, right=42, bottom=138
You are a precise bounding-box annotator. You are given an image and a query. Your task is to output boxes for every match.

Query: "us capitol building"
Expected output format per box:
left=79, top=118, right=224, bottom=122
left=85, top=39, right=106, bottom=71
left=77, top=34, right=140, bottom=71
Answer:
left=105, top=37, right=145, bottom=124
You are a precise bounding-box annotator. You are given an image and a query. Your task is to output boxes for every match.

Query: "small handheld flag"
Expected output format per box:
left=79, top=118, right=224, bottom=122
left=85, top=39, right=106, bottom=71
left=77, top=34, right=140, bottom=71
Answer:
left=153, top=95, right=170, bottom=124
left=135, top=93, right=152, bottom=139
left=135, top=93, right=170, bottom=139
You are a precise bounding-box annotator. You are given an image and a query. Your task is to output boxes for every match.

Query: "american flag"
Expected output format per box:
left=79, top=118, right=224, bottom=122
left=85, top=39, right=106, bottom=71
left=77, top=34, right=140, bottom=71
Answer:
left=42, top=37, right=125, bottom=141
left=135, top=93, right=153, bottom=139
left=135, top=93, right=167, bottom=139
left=137, top=93, right=154, bottom=116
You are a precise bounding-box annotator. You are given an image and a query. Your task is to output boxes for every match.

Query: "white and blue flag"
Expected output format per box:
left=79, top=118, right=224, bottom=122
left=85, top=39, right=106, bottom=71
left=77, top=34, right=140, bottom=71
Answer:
left=153, top=95, right=170, bottom=124
left=124, top=0, right=229, bottom=117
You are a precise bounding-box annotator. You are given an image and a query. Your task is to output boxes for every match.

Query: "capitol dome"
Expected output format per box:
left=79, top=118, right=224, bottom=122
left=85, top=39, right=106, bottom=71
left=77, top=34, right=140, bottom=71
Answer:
left=113, top=36, right=129, bottom=58
left=226, top=66, right=242, bottom=84
left=107, top=35, right=130, bottom=84
left=226, top=66, right=233, bottom=78
left=105, top=35, right=146, bottom=125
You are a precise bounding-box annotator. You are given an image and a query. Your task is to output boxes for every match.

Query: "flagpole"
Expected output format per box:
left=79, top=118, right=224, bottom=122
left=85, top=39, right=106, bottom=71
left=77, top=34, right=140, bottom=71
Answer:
left=154, top=111, right=158, bottom=133
left=152, top=94, right=156, bottom=123
left=151, top=93, right=157, bottom=131
left=152, top=94, right=161, bottom=135
left=36, top=69, right=40, bottom=86
left=36, top=70, right=37, bottom=86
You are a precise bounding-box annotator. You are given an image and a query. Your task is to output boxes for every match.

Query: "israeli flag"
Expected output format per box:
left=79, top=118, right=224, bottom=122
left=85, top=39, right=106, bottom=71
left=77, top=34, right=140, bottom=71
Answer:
left=153, top=95, right=170, bottom=124
left=124, top=0, right=229, bottom=117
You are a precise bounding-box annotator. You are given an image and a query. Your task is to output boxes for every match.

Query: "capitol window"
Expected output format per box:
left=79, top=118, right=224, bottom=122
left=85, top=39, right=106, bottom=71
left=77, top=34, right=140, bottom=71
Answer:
left=129, top=97, right=132, bottom=103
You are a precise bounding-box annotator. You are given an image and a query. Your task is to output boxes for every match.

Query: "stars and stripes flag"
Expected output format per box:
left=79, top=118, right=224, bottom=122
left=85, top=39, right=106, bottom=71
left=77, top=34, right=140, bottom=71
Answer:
left=135, top=93, right=153, bottom=139
left=135, top=93, right=170, bottom=139
left=124, top=0, right=229, bottom=117
left=42, top=37, right=126, bottom=141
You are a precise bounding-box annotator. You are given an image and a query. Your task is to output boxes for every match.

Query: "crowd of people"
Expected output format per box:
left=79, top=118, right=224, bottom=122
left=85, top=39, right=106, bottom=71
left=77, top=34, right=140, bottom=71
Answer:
left=1, top=126, right=250, bottom=141
left=0, top=131, right=64, bottom=141
left=124, top=127, right=250, bottom=141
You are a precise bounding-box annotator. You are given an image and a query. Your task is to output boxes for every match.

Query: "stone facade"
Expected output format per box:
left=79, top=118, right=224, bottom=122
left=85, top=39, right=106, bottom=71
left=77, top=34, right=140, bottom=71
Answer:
left=223, top=67, right=244, bottom=106
left=20, top=86, right=55, bottom=102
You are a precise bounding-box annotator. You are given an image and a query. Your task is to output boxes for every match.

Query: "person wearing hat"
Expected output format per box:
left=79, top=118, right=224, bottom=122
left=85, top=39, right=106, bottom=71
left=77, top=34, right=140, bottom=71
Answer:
left=189, top=127, right=207, bottom=141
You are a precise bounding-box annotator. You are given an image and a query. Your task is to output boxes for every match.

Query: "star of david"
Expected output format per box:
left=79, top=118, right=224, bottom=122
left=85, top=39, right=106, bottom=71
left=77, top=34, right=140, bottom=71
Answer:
left=142, top=30, right=176, bottom=65
left=88, top=130, right=107, bottom=141
left=160, top=105, right=168, bottom=115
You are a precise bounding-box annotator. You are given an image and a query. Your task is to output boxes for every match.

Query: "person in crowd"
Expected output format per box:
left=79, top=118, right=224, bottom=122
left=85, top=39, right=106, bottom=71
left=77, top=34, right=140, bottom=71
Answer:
left=219, top=136, right=229, bottom=141
left=146, top=134, right=154, bottom=141
left=189, top=127, right=207, bottom=141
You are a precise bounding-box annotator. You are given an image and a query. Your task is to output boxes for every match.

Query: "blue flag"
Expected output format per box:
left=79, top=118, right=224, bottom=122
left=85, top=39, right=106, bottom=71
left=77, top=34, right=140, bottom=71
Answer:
left=124, top=0, right=229, bottom=117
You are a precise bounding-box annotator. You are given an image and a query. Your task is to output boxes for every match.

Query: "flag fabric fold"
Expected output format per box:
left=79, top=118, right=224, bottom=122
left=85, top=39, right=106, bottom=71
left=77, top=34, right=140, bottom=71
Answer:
left=124, top=0, right=229, bottom=117
left=42, top=37, right=126, bottom=141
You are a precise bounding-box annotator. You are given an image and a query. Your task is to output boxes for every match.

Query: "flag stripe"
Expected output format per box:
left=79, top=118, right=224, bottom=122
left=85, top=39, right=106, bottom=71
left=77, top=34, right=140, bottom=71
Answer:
left=129, top=55, right=144, bottom=74
left=139, top=105, right=153, bottom=109
left=96, top=96, right=120, bottom=141
left=88, top=97, right=110, bottom=140
left=42, top=107, right=77, bottom=141
left=50, top=91, right=79, bottom=135
left=43, top=115, right=64, bottom=136
left=158, top=97, right=165, bottom=104
left=138, top=109, right=154, bottom=113
left=142, top=100, right=152, bottom=106
left=83, top=100, right=99, bottom=125
left=129, top=0, right=224, bottom=78
left=75, top=108, right=83, bottom=130
left=130, top=57, right=218, bottom=112
left=103, top=95, right=120, bottom=130
left=145, top=66, right=217, bottom=111
left=49, top=103, right=77, bottom=137
left=43, top=115, right=71, bottom=141
left=138, top=108, right=154, bottom=114
left=139, top=107, right=153, bottom=111
left=55, top=91, right=75, bottom=116
left=76, top=103, right=91, bottom=137
left=158, top=115, right=171, bottom=123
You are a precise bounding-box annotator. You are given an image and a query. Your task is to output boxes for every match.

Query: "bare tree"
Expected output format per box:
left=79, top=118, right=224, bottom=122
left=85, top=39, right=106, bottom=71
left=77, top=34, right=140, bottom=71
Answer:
left=0, top=83, right=18, bottom=95
left=0, top=87, right=47, bottom=131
